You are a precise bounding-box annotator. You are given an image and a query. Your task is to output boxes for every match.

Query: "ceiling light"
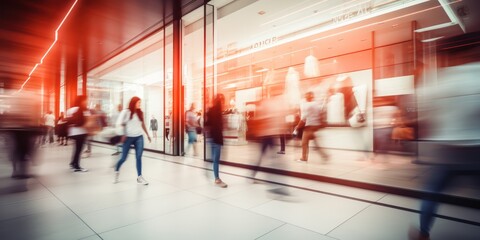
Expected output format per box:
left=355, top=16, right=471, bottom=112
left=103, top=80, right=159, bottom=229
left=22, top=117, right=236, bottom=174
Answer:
left=225, top=83, right=236, bottom=89
left=260, top=0, right=327, bottom=26
left=255, top=68, right=269, bottom=73
left=258, top=11, right=266, bottom=15
left=414, top=22, right=457, bottom=33
left=421, top=36, right=444, bottom=43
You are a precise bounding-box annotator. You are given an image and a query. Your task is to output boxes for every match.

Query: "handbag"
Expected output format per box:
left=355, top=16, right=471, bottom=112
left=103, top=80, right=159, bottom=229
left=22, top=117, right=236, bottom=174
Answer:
left=391, top=126, right=414, bottom=140
left=348, top=91, right=366, bottom=128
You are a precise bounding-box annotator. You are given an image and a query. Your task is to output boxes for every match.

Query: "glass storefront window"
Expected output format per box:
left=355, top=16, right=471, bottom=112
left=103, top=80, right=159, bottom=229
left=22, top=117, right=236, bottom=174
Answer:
left=87, top=31, right=165, bottom=152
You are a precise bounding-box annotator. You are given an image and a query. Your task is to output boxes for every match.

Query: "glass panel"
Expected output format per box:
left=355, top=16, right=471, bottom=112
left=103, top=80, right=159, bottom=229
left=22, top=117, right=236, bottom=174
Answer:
left=164, top=25, right=174, bottom=154
left=182, top=6, right=206, bottom=158
left=209, top=0, right=376, bottom=168
left=87, top=30, right=165, bottom=151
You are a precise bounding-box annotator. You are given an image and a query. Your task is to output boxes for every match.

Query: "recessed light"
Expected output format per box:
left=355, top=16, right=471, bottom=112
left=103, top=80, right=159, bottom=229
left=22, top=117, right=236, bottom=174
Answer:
left=421, top=36, right=444, bottom=43
left=258, top=11, right=266, bottom=15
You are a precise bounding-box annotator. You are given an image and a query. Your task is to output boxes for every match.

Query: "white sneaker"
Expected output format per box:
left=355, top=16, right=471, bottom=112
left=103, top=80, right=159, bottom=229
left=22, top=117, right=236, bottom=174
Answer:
left=214, top=179, right=228, bottom=188
left=137, top=175, right=149, bottom=185
left=114, top=171, right=119, bottom=184
left=73, top=167, right=88, bottom=172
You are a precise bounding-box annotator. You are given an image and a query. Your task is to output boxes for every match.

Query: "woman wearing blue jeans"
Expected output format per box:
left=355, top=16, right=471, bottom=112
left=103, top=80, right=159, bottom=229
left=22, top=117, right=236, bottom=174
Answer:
left=205, top=94, right=227, bottom=188
left=114, top=96, right=151, bottom=185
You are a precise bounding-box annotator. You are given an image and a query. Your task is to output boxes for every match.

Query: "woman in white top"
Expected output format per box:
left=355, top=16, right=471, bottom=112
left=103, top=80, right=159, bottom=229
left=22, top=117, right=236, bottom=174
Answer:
left=114, top=97, right=151, bottom=185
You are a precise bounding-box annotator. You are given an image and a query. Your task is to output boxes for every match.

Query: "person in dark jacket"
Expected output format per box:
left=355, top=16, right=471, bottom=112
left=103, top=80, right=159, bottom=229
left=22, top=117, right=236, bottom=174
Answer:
left=66, top=95, right=89, bottom=172
left=205, top=94, right=227, bottom=188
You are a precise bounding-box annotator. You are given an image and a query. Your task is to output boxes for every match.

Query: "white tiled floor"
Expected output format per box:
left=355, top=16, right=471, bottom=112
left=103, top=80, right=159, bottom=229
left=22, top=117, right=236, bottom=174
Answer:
left=0, top=143, right=479, bottom=240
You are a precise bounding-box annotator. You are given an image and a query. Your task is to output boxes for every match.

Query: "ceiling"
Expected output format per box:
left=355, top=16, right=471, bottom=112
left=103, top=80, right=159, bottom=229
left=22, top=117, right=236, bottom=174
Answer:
left=0, top=0, right=73, bottom=89
left=2, top=0, right=479, bottom=92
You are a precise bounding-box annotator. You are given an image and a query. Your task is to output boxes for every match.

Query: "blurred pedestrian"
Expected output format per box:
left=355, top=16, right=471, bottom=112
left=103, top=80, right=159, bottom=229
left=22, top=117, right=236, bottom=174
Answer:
left=410, top=42, right=480, bottom=240
left=1, top=92, right=42, bottom=179
left=57, top=112, right=68, bottom=145
left=250, top=95, right=290, bottom=195
left=114, top=96, right=151, bottom=185
left=43, top=110, right=55, bottom=144
left=293, top=91, right=329, bottom=162
left=150, top=115, right=158, bottom=139
left=83, top=104, right=107, bottom=157
left=205, top=94, right=227, bottom=188
left=66, top=95, right=89, bottom=172
left=111, top=104, right=123, bottom=156
left=185, top=103, right=200, bottom=156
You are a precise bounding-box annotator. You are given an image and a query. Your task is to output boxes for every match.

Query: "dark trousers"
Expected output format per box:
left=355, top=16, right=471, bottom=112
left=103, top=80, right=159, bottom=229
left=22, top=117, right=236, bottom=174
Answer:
left=252, top=136, right=276, bottom=177
left=279, top=134, right=286, bottom=151
left=70, top=134, right=87, bottom=169
left=419, top=144, right=480, bottom=235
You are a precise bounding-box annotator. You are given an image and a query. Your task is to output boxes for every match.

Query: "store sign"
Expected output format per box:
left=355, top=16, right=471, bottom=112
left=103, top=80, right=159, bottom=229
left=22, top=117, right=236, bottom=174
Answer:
left=250, top=36, right=277, bottom=50
left=332, top=2, right=372, bottom=24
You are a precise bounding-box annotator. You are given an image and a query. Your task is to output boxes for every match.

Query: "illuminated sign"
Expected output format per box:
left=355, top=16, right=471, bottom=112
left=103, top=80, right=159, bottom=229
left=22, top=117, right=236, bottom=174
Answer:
left=332, top=2, right=372, bottom=24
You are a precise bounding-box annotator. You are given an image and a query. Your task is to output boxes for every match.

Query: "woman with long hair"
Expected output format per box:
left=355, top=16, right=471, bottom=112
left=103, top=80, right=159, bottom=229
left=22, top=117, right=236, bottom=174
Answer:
left=114, top=96, right=151, bottom=185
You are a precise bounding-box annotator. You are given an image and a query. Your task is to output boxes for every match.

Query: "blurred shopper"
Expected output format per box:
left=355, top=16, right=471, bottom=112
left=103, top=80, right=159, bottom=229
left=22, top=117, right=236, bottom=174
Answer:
left=66, top=95, right=89, bottom=172
left=205, top=94, right=227, bottom=188
left=83, top=104, right=107, bottom=157
left=150, top=115, right=158, bottom=139
left=114, top=96, right=151, bottom=185
left=43, top=110, right=55, bottom=145
left=111, top=104, right=123, bottom=156
left=165, top=112, right=171, bottom=141
left=56, top=112, right=68, bottom=146
left=294, top=91, right=329, bottom=162
left=250, top=95, right=290, bottom=194
left=277, top=134, right=286, bottom=154
left=185, top=103, right=200, bottom=156
left=0, top=92, right=42, bottom=179
left=410, top=41, right=480, bottom=240
left=372, top=104, right=399, bottom=160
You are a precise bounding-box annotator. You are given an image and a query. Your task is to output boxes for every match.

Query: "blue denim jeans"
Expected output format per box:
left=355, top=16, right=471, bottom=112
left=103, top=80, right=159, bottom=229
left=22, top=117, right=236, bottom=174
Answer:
left=210, top=142, right=222, bottom=179
left=187, top=130, right=197, bottom=143
left=115, top=135, right=144, bottom=176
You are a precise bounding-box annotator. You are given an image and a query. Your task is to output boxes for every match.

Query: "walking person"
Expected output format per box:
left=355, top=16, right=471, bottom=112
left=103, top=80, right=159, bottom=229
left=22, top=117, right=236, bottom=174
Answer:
left=185, top=103, right=200, bottom=156
left=150, top=116, right=158, bottom=139
left=66, top=95, right=89, bottom=172
left=114, top=96, right=151, bottom=185
left=205, top=94, right=227, bottom=188
left=43, top=110, right=55, bottom=145
left=251, top=95, right=290, bottom=195
left=111, top=104, right=123, bottom=156
left=409, top=43, right=480, bottom=240
left=83, top=104, right=107, bottom=157
left=294, top=91, right=329, bottom=162
left=57, top=112, right=68, bottom=146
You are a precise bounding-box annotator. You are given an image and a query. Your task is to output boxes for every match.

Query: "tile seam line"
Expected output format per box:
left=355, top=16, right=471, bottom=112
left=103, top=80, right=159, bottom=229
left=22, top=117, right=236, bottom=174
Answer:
left=96, top=198, right=216, bottom=235
left=325, top=203, right=373, bottom=236
left=92, top=143, right=480, bottom=227
left=254, top=223, right=287, bottom=240
left=34, top=179, right=105, bottom=240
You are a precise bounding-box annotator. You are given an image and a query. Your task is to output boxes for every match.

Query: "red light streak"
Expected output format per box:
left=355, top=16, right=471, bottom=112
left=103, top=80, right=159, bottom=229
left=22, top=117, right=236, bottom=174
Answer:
left=18, top=0, right=79, bottom=93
